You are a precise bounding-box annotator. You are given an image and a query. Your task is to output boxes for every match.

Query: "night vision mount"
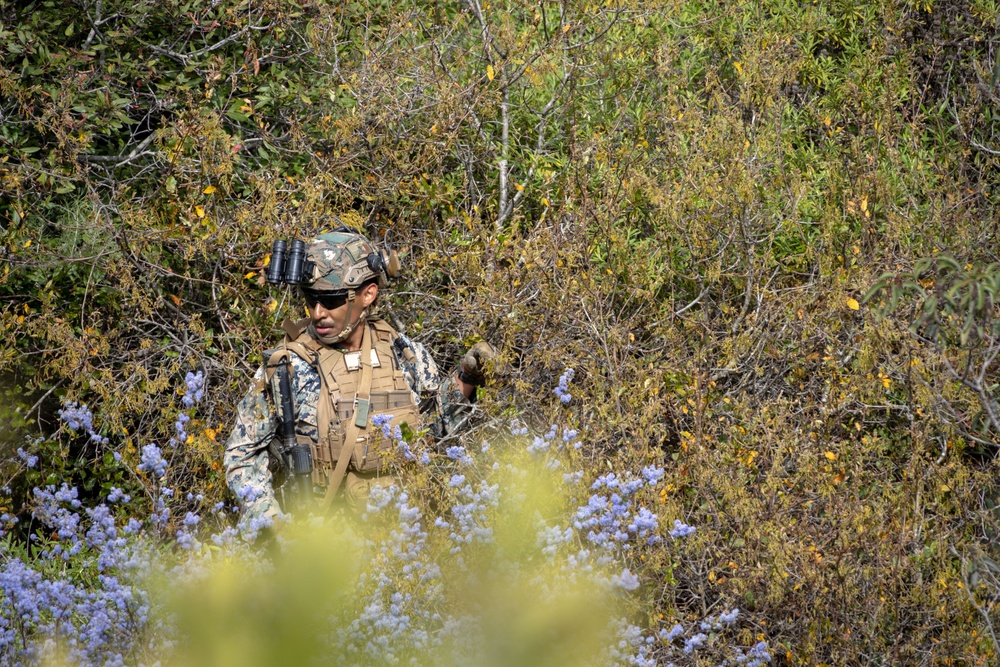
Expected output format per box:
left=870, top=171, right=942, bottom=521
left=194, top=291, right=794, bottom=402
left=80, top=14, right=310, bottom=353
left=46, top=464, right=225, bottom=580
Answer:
left=266, top=234, right=401, bottom=287
left=266, top=239, right=315, bottom=286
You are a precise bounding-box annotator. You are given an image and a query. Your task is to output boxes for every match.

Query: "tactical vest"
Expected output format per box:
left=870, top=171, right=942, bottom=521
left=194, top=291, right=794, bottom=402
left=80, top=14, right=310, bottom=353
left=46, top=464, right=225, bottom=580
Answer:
left=265, top=317, right=423, bottom=503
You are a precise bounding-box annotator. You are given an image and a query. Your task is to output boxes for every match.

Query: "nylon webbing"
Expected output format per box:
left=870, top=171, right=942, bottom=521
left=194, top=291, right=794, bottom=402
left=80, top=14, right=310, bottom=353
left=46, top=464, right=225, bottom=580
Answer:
left=322, top=322, right=374, bottom=511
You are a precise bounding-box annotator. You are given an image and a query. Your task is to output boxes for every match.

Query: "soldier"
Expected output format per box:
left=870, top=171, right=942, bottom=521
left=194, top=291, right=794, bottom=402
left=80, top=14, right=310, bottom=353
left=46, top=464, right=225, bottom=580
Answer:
left=224, top=227, right=493, bottom=537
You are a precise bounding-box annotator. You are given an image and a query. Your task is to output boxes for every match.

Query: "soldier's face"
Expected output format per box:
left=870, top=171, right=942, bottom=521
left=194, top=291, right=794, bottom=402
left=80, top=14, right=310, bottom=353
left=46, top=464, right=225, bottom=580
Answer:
left=306, top=283, right=378, bottom=337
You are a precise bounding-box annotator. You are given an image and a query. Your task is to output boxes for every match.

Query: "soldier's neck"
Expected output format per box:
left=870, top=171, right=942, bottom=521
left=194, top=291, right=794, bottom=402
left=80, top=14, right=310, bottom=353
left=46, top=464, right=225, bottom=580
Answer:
left=336, top=319, right=368, bottom=352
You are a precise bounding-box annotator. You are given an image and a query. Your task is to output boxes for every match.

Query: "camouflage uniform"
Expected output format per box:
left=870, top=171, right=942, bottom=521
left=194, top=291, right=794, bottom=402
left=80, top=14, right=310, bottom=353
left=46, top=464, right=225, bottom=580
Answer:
left=224, top=323, right=473, bottom=534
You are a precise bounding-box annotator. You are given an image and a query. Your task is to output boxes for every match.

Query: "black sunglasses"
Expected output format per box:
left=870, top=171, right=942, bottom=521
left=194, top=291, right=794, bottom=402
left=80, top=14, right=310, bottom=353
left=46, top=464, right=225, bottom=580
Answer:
left=302, top=289, right=349, bottom=310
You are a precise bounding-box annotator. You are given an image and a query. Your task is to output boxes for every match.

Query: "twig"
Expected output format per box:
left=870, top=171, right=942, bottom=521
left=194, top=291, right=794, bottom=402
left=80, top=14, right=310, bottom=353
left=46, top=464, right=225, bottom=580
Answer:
left=78, top=131, right=158, bottom=166
left=25, top=377, right=67, bottom=419
left=144, top=24, right=267, bottom=64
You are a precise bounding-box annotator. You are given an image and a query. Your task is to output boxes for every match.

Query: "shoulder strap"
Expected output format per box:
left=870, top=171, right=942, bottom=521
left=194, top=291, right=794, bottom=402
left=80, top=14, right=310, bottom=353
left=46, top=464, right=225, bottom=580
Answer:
left=283, top=317, right=310, bottom=340
left=322, top=322, right=375, bottom=511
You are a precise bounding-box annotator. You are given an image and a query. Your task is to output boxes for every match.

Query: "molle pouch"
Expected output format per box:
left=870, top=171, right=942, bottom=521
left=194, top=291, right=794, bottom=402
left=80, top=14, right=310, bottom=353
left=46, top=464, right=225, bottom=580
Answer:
left=296, top=408, right=331, bottom=487
left=352, top=390, right=423, bottom=473
left=344, top=471, right=394, bottom=515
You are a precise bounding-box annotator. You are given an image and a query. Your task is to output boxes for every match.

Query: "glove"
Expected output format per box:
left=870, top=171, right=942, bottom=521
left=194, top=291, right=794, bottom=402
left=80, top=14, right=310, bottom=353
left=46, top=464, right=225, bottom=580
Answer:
left=458, top=342, right=496, bottom=387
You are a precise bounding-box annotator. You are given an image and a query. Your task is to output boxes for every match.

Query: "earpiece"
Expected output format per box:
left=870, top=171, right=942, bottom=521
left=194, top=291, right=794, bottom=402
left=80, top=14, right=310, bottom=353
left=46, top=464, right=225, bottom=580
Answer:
left=367, top=249, right=402, bottom=280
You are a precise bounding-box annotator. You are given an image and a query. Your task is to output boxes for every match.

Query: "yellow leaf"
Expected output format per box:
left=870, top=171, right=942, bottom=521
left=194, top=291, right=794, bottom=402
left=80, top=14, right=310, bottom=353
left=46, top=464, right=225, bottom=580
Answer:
left=203, top=185, right=217, bottom=194
left=846, top=298, right=860, bottom=310
left=204, top=428, right=217, bottom=442
left=860, top=196, right=868, bottom=212
left=733, top=61, right=742, bottom=73
left=195, top=206, right=205, bottom=219
left=266, top=299, right=278, bottom=313
left=562, top=23, right=571, bottom=32
left=24, top=240, right=31, bottom=248
left=825, top=451, right=837, bottom=461
left=486, top=64, right=495, bottom=81
left=244, top=271, right=256, bottom=279
left=515, top=182, right=524, bottom=192
left=823, top=116, right=832, bottom=126
left=541, top=197, right=550, bottom=206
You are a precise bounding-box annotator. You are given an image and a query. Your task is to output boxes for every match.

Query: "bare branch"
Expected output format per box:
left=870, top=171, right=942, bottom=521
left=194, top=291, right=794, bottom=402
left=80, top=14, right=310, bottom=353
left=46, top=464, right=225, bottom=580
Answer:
left=144, top=24, right=268, bottom=64
left=77, top=131, right=158, bottom=166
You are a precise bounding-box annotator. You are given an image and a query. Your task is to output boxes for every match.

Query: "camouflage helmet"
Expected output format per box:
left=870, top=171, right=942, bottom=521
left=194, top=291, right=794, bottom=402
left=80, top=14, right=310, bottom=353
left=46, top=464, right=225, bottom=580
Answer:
left=303, top=230, right=400, bottom=293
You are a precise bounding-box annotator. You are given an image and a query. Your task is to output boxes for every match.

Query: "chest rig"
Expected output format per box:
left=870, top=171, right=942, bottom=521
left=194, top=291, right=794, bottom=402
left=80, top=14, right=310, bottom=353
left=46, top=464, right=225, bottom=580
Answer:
left=265, top=317, right=423, bottom=505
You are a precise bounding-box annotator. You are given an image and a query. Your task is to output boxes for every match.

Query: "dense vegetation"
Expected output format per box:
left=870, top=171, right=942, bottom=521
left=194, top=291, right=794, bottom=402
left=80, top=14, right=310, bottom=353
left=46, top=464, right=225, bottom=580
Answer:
left=3, top=0, right=1000, bottom=663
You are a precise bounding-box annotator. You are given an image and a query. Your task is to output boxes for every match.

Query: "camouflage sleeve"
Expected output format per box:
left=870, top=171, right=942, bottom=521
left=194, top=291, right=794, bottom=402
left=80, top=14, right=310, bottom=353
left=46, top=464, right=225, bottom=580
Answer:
left=393, top=334, right=477, bottom=440
left=223, top=366, right=282, bottom=536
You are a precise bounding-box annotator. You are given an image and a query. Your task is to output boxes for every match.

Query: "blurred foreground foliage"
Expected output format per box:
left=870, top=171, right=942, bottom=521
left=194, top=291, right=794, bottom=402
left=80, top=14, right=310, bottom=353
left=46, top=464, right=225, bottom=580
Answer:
left=3, top=0, right=1000, bottom=663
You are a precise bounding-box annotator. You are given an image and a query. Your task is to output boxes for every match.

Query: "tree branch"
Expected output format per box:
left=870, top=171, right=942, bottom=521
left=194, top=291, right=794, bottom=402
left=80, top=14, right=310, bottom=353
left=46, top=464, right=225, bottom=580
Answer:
left=77, top=131, right=158, bottom=166
left=144, top=24, right=268, bottom=64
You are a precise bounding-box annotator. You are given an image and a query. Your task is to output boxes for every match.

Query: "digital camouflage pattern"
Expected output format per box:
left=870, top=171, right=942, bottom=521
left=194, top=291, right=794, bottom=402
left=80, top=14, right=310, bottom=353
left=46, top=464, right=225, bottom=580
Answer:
left=305, top=231, right=382, bottom=292
left=224, top=322, right=475, bottom=534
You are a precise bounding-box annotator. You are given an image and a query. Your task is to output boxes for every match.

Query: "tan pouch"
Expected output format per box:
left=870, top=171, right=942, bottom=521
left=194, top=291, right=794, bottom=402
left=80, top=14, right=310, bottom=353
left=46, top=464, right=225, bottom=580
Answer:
left=344, top=471, right=395, bottom=514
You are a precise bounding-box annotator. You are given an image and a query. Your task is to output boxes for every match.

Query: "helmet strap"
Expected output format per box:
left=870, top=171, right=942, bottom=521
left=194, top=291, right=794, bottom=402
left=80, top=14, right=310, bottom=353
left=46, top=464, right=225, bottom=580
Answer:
left=307, top=296, right=369, bottom=346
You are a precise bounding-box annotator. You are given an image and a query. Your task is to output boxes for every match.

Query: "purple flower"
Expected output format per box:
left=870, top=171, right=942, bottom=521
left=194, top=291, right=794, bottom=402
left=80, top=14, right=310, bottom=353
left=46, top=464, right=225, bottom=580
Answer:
left=612, top=568, right=640, bottom=590
left=683, top=632, right=707, bottom=654
left=58, top=401, right=109, bottom=444
left=553, top=368, right=575, bottom=403
left=371, top=413, right=395, bottom=438
left=719, top=607, right=740, bottom=624
left=137, top=444, right=167, bottom=478
left=106, top=487, right=130, bottom=504
left=16, top=447, right=38, bottom=468
left=181, top=370, right=205, bottom=407
left=641, top=465, right=664, bottom=486
left=669, top=519, right=696, bottom=538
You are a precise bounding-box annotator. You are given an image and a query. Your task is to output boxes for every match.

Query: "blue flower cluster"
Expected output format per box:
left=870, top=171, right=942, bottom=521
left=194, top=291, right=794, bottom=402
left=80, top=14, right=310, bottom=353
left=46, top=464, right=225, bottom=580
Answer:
left=2, top=484, right=150, bottom=667
left=444, top=445, right=473, bottom=466
left=526, top=424, right=580, bottom=456
left=608, top=609, right=767, bottom=667
left=57, top=402, right=108, bottom=445
left=171, top=371, right=205, bottom=447
left=15, top=447, right=38, bottom=468
left=572, top=468, right=665, bottom=554
left=438, top=476, right=499, bottom=554
left=181, top=370, right=205, bottom=408
left=668, top=519, right=696, bottom=538
left=336, top=484, right=444, bottom=663
left=137, top=444, right=167, bottom=479
left=554, top=368, right=575, bottom=403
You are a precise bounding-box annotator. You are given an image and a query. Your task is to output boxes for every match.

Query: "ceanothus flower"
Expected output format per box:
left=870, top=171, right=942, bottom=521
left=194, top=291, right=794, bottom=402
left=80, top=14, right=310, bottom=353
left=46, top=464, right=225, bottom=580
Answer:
left=181, top=370, right=205, bottom=407
left=669, top=519, right=696, bottom=538
left=137, top=444, right=167, bottom=478
left=554, top=368, right=575, bottom=403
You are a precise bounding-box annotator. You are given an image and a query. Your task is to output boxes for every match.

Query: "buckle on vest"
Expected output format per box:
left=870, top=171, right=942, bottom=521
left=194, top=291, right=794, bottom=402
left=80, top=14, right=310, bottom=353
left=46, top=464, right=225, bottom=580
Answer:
left=354, top=397, right=370, bottom=428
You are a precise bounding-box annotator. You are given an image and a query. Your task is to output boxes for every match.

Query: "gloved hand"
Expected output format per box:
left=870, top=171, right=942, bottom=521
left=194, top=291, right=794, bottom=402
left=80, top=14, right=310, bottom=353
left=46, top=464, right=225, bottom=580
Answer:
left=458, top=341, right=496, bottom=387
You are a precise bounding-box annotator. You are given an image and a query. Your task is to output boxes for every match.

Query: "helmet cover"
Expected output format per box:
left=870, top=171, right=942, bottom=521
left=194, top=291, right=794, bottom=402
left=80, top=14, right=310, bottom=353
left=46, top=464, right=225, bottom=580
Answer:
left=304, top=231, right=381, bottom=292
